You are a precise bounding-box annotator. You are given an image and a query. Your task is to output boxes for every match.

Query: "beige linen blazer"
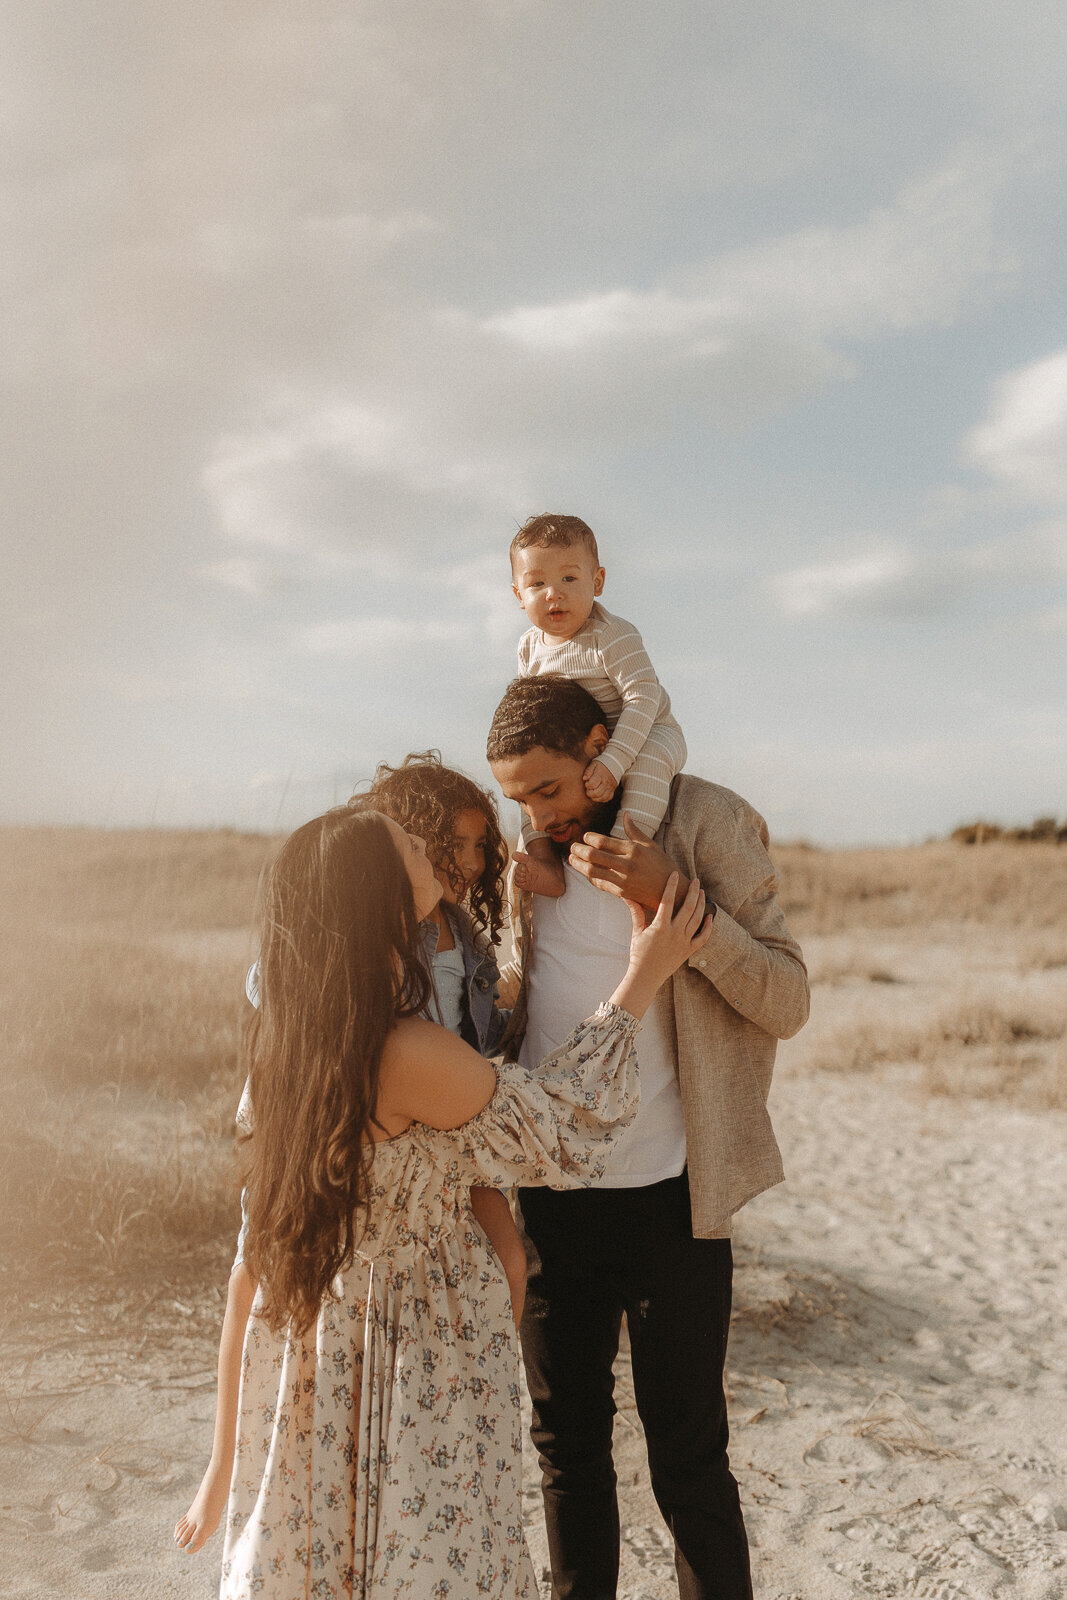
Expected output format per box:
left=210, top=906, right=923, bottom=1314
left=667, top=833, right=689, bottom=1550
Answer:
left=500, top=774, right=809, bottom=1236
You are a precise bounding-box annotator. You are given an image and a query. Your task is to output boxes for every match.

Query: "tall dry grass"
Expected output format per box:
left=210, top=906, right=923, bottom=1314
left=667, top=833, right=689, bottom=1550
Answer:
left=0, top=828, right=280, bottom=1302
left=775, top=840, right=1067, bottom=938
left=776, top=840, right=1067, bottom=1110
left=2, top=829, right=1064, bottom=1305
left=808, top=996, right=1066, bottom=1108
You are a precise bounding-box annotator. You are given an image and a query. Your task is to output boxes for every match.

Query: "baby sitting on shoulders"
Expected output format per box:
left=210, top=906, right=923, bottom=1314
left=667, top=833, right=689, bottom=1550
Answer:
left=510, top=513, right=687, bottom=898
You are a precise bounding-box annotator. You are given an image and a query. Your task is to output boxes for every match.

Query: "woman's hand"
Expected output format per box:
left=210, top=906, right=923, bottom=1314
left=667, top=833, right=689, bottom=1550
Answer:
left=609, top=873, right=712, bottom=1020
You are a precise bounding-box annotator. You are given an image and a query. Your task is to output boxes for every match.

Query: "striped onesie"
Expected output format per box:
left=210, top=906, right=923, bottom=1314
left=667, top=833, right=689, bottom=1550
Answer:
left=518, top=601, right=687, bottom=842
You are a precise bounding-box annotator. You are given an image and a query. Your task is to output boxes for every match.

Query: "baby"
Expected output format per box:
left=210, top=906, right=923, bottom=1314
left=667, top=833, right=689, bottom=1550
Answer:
left=511, top=513, right=687, bottom=897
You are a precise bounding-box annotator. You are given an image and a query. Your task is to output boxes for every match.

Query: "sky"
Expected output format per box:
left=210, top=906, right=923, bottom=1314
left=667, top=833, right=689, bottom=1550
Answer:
left=3, top=0, right=1066, bottom=846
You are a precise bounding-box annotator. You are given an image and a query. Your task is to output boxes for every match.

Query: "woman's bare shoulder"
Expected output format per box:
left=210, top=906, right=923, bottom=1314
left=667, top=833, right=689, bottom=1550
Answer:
left=378, top=1016, right=440, bottom=1088
left=379, top=1016, right=496, bottom=1131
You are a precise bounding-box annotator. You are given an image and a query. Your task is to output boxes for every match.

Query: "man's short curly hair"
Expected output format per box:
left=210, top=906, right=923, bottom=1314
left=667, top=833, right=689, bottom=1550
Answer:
left=486, top=676, right=606, bottom=765
left=348, top=752, right=507, bottom=945
left=509, top=513, right=600, bottom=571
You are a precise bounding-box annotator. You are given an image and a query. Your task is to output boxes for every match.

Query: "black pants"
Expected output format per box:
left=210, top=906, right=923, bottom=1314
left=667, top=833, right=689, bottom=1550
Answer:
left=518, top=1171, right=752, bottom=1600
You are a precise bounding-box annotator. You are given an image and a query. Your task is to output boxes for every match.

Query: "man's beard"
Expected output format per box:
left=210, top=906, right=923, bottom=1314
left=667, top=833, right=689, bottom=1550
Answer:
left=549, top=793, right=620, bottom=855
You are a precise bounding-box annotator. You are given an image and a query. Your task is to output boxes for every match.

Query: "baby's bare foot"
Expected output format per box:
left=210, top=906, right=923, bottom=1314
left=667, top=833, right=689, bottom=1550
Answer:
left=513, top=851, right=566, bottom=898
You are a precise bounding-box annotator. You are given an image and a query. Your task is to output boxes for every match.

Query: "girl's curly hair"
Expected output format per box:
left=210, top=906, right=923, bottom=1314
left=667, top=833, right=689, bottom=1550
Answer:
left=349, top=752, right=508, bottom=945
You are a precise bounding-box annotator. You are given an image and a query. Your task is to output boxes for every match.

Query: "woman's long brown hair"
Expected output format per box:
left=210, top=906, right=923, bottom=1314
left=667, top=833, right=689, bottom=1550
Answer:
left=240, top=807, right=431, bottom=1334
left=350, top=752, right=508, bottom=946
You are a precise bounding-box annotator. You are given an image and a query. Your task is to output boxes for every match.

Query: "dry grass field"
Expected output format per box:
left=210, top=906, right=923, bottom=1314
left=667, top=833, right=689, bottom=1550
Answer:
left=1, top=827, right=1065, bottom=1600
left=0, top=827, right=281, bottom=1305
left=774, top=839, right=1067, bottom=1111
left=1, top=827, right=1063, bottom=1309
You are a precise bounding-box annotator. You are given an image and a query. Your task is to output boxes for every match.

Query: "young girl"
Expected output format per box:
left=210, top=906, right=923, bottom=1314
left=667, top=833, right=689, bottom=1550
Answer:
left=349, top=753, right=526, bottom=1318
left=510, top=513, right=687, bottom=897
left=176, top=755, right=523, bottom=1557
left=174, top=805, right=710, bottom=1596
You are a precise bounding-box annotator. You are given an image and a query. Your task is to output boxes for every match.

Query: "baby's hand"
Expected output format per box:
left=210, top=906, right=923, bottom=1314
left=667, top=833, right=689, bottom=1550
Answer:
left=583, top=759, right=617, bottom=803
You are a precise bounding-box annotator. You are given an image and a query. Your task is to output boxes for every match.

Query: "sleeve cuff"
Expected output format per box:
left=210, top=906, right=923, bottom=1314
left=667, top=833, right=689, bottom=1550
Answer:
left=687, top=903, right=747, bottom=981
left=597, top=748, right=628, bottom=784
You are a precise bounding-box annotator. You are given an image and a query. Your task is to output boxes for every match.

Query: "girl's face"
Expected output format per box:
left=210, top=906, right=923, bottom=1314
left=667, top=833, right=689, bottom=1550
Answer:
left=434, top=808, right=489, bottom=906
left=383, top=816, right=442, bottom=921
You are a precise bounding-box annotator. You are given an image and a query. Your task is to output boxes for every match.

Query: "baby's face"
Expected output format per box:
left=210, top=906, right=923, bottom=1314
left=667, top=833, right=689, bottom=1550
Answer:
left=511, top=541, right=605, bottom=643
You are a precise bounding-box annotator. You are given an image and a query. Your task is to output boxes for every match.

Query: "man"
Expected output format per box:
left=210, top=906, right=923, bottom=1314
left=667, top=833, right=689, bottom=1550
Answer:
left=487, top=675, right=809, bottom=1600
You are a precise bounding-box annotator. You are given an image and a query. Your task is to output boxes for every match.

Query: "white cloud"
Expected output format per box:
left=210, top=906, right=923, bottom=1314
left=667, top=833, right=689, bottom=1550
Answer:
left=1036, top=603, right=1067, bottom=633
left=195, top=558, right=265, bottom=597
left=772, top=551, right=917, bottom=616
left=965, top=348, right=1067, bottom=505
left=481, top=289, right=731, bottom=352
left=450, top=147, right=1018, bottom=441
left=298, top=210, right=438, bottom=248
left=203, top=400, right=534, bottom=561
left=771, top=521, right=1067, bottom=619
left=699, top=150, right=1016, bottom=338
left=772, top=347, right=1067, bottom=622
left=477, top=147, right=1015, bottom=361
left=296, top=616, right=466, bottom=659
left=204, top=405, right=405, bottom=550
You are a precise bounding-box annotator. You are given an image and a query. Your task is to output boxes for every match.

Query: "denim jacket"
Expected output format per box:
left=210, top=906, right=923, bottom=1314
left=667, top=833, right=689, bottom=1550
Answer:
left=420, top=902, right=508, bottom=1059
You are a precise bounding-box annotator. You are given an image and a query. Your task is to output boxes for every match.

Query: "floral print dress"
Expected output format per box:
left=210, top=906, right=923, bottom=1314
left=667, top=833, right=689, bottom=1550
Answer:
left=219, top=1002, right=640, bottom=1600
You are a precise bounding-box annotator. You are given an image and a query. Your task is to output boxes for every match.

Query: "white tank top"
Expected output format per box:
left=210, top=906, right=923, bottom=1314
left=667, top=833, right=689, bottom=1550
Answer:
left=519, top=863, right=687, bottom=1187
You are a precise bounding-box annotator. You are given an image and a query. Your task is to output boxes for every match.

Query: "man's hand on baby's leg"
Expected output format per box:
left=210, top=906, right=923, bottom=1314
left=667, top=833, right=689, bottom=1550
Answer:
left=513, top=841, right=566, bottom=898
left=583, top=758, right=617, bottom=803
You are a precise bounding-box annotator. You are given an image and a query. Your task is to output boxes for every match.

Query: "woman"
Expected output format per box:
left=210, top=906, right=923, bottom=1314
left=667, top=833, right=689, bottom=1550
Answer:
left=177, top=804, right=710, bottom=1597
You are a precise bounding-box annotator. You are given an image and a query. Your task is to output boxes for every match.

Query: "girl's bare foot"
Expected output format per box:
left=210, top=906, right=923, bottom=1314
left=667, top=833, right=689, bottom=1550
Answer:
left=174, top=1464, right=229, bottom=1553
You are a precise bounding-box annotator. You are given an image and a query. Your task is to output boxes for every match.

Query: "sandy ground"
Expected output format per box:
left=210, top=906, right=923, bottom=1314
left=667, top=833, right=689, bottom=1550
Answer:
left=2, top=929, right=1066, bottom=1599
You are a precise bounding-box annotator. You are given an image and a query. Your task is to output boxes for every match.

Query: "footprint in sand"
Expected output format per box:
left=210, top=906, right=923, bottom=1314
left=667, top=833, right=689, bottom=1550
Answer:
left=802, top=1432, right=889, bottom=1476
left=81, top=1544, right=118, bottom=1572
left=621, top=1520, right=674, bottom=1581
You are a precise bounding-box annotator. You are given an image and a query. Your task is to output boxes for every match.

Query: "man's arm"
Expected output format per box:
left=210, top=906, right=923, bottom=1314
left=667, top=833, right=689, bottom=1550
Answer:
left=569, top=805, right=809, bottom=1042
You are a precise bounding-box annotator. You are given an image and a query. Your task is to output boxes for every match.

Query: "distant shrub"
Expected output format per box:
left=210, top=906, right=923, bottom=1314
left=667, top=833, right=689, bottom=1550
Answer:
left=951, top=822, right=1003, bottom=844
left=951, top=817, right=1066, bottom=845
